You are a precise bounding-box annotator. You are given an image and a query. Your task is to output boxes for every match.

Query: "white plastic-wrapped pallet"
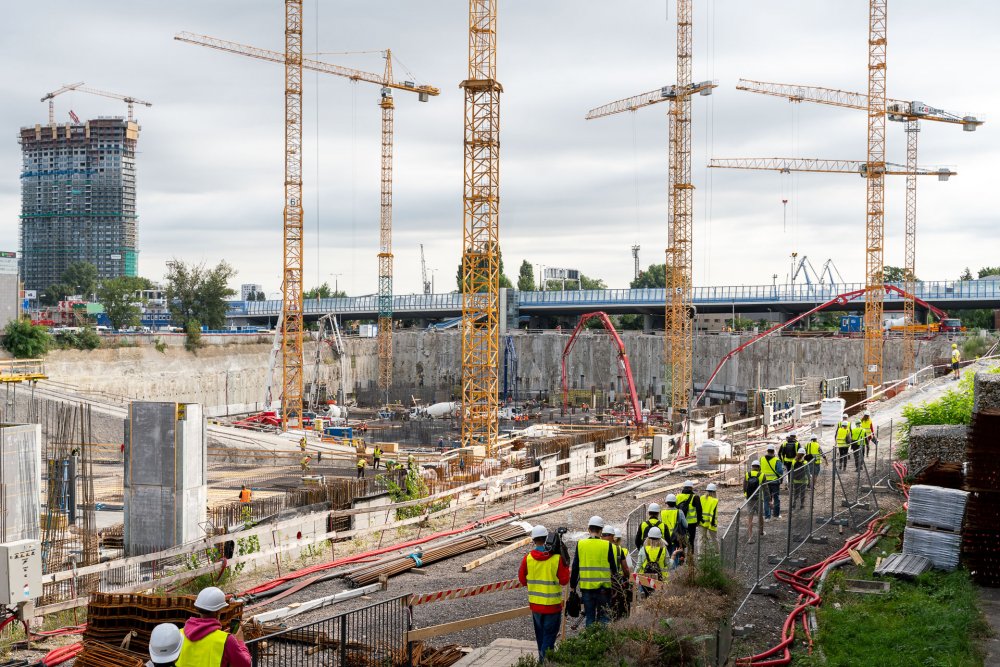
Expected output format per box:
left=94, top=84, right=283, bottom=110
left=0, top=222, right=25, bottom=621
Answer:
left=820, top=398, right=846, bottom=426
left=907, top=485, right=969, bottom=532
left=696, top=439, right=732, bottom=470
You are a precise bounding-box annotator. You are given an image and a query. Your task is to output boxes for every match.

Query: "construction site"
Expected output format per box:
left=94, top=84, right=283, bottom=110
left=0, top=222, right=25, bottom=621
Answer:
left=1, top=1, right=999, bottom=666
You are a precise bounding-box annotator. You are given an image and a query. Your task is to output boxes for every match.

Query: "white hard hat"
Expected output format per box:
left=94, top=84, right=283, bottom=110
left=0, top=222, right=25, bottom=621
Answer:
left=588, top=515, right=605, bottom=529
left=531, top=525, right=548, bottom=539
left=648, top=526, right=663, bottom=539
left=843, top=414, right=849, bottom=419
left=149, top=623, right=183, bottom=663
left=706, top=483, right=717, bottom=492
left=864, top=410, right=871, bottom=416
left=647, top=503, right=661, bottom=513
left=602, top=525, right=615, bottom=535
left=751, top=460, right=761, bottom=467
left=683, top=479, right=695, bottom=488
left=194, top=586, right=228, bottom=613
left=614, top=528, right=622, bottom=539
left=766, top=445, right=775, bottom=452
left=665, top=493, right=677, bottom=503
left=797, top=447, right=806, bottom=455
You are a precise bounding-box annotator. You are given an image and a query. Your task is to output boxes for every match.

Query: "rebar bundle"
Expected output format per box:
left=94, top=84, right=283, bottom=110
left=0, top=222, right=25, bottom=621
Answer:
left=345, top=524, right=527, bottom=587
left=962, top=410, right=1000, bottom=585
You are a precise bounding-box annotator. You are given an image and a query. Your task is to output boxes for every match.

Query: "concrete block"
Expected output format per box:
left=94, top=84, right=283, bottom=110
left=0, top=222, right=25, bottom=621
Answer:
left=974, top=372, right=1000, bottom=413
left=351, top=493, right=392, bottom=531
left=908, top=424, right=969, bottom=473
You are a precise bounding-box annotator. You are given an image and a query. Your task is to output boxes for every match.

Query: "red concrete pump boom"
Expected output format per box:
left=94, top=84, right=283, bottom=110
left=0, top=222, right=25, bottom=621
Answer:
left=561, top=311, right=643, bottom=426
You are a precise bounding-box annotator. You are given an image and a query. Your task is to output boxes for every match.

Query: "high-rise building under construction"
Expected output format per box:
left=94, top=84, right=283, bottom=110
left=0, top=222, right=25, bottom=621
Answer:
left=18, top=118, right=139, bottom=292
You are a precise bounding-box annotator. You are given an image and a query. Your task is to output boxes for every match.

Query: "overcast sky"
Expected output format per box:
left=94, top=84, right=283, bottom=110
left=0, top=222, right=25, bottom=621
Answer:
left=1, top=1, right=995, bottom=296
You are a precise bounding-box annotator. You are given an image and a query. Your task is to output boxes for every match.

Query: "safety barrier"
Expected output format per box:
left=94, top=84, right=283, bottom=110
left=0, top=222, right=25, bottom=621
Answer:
left=246, top=595, right=409, bottom=666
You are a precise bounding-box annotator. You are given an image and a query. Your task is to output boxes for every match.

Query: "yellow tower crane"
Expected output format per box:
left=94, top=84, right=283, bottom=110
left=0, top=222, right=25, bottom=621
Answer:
left=175, top=33, right=438, bottom=409
left=459, top=0, right=503, bottom=456
left=735, top=78, right=981, bottom=380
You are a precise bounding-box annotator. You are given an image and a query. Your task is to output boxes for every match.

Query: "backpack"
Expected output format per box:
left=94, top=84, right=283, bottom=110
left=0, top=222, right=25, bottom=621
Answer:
left=642, top=547, right=664, bottom=578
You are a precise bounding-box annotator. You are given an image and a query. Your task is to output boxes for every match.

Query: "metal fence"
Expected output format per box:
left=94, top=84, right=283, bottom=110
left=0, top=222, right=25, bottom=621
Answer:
left=718, top=424, right=890, bottom=614
left=246, top=596, right=410, bottom=666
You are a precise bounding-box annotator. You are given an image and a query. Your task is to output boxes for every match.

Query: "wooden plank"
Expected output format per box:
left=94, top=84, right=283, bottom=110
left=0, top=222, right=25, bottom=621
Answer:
left=408, top=606, right=532, bottom=642
left=848, top=549, right=865, bottom=566
left=462, top=537, right=532, bottom=571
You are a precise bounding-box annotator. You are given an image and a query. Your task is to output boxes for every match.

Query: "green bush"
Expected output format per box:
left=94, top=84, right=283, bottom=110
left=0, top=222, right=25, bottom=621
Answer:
left=184, top=320, right=203, bottom=353
left=686, top=547, right=737, bottom=597
left=382, top=470, right=437, bottom=519
left=962, top=335, right=994, bottom=359
left=51, top=327, right=102, bottom=351
left=1, top=319, right=51, bottom=358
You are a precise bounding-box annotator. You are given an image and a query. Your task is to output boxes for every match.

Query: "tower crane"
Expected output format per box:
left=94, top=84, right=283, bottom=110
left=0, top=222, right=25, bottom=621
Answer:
left=175, top=30, right=438, bottom=416
left=708, top=157, right=956, bottom=178
left=586, top=2, right=713, bottom=444
left=420, top=244, right=432, bottom=295
left=41, top=82, right=152, bottom=123
left=459, top=0, right=502, bottom=456
left=735, top=77, right=981, bottom=378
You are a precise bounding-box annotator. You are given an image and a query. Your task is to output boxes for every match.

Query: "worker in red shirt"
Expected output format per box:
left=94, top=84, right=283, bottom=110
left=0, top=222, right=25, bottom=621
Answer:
left=518, top=525, right=570, bottom=662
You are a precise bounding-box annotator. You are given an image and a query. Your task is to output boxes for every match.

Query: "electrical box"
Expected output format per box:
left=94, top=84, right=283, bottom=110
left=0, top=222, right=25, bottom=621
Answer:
left=0, top=540, right=43, bottom=605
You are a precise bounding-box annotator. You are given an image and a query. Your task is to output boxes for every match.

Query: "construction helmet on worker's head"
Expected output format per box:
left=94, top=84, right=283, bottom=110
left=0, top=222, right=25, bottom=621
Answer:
left=683, top=479, right=695, bottom=488
left=665, top=493, right=677, bottom=504
left=648, top=527, right=663, bottom=539
left=588, top=515, right=605, bottom=529
left=647, top=503, right=661, bottom=514
left=751, top=460, right=761, bottom=468
left=614, top=528, right=623, bottom=539
left=766, top=445, right=775, bottom=452
left=797, top=447, right=806, bottom=455
left=706, top=483, right=717, bottom=492
left=531, top=525, right=548, bottom=539
left=810, top=436, right=818, bottom=442
left=602, top=524, right=615, bottom=535
left=864, top=410, right=871, bottom=416
left=149, top=623, right=183, bottom=663
left=953, top=343, right=958, bottom=348
left=194, top=586, right=228, bottom=613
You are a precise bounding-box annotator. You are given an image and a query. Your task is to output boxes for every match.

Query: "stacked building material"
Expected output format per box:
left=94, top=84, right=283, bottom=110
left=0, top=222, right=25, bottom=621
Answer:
left=345, top=524, right=527, bottom=587
left=903, top=485, right=968, bottom=572
left=903, top=527, right=963, bottom=571
left=74, top=641, right=146, bottom=667
left=963, top=407, right=1000, bottom=585
left=85, top=592, right=244, bottom=656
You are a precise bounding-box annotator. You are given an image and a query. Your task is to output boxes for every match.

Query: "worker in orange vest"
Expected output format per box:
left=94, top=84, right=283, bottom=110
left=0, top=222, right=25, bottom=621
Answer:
left=238, top=486, right=251, bottom=504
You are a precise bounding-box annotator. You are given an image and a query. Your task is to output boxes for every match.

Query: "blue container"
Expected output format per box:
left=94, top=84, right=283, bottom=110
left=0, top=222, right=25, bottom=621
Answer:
left=839, top=315, right=863, bottom=333
left=324, top=426, right=353, bottom=439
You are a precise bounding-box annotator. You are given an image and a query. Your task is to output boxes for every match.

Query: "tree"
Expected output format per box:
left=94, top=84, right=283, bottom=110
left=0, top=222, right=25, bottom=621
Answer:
left=516, top=260, right=535, bottom=291
left=256, top=291, right=266, bottom=301
left=2, top=319, right=51, bottom=358
left=978, top=266, right=1000, bottom=278
left=98, top=277, right=147, bottom=330
left=455, top=244, right=513, bottom=291
left=61, top=261, right=99, bottom=299
left=631, top=263, right=672, bottom=289
left=165, top=259, right=237, bottom=330
left=959, top=267, right=974, bottom=281
left=304, top=283, right=346, bottom=299
left=883, top=266, right=907, bottom=283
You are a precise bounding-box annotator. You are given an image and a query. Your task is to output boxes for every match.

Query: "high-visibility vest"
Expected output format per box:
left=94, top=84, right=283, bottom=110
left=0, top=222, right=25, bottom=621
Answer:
left=791, top=460, right=810, bottom=484
left=576, top=538, right=613, bottom=590
left=759, top=456, right=780, bottom=482
left=640, top=546, right=667, bottom=576
left=639, top=517, right=662, bottom=543
left=952, top=349, right=961, bottom=363
left=850, top=424, right=865, bottom=446
left=781, top=441, right=798, bottom=464
left=806, top=440, right=823, bottom=465
left=661, top=508, right=680, bottom=539
left=239, top=488, right=251, bottom=503
left=700, top=495, right=719, bottom=530
left=373, top=447, right=382, bottom=458
left=525, top=554, right=563, bottom=607
left=357, top=459, right=366, bottom=468
left=177, top=628, right=228, bottom=667
left=836, top=424, right=851, bottom=447
left=860, top=417, right=873, bottom=437
left=675, top=492, right=698, bottom=523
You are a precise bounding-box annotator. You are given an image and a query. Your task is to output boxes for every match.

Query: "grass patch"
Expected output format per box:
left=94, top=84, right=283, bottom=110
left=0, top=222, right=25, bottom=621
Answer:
left=812, top=512, right=989, bottom=667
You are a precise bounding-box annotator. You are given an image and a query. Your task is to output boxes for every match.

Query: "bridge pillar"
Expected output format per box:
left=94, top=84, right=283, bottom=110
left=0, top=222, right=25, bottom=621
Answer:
left=643, top=314, right=654, bottom=333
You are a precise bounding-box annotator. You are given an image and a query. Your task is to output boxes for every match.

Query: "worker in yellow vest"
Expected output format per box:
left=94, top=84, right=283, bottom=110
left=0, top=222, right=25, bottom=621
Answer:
left=299, top=436, right=307, bottom=453
left=635, top=526, right=669, bottom=598
left=849, top=420, right=865, bottom=472
left=356, top=457, right=367, bottom=479
left=758, top=445, right=784, bottom=520
left=859, top=410, right=876, bottom=457
left=518, top=525, right=569, bottom=662
left=177, top=587, right=250, bottom=667
left=660, top=495, right=688, bottom=556
left=835, top=416, right=852, bottom=472
left=744, top=461, right=764, bottom=543
left=700, top=483, right=719, bottom=548
left=372, top=445, right=382, bottom=470
left=805, top=436, right=827, bottom=482
left=675, top=481, right=703, bottom=555
left=952, top=343, right=962, bottom=380
left=790, top=448, right=810, bottom=509
left=570, top=516, right=618, bottom=627
left=603, top=524, right=631, bottom=619
left=634, top=503, right=664, bottom=549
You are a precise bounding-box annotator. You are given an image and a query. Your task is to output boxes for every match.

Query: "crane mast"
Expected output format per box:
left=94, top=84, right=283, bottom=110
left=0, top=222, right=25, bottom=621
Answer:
left=460, top=0, right=502, bottom=455
left=377, top=52, right=395, bottom=398
left=281, top=0, right=305, bottom=429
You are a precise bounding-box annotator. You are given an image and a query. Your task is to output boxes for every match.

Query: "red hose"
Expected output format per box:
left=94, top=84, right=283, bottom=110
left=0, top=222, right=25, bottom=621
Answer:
left=42, top=642, right=83, bottom=666
left=735, top=463, right=909, bottom=666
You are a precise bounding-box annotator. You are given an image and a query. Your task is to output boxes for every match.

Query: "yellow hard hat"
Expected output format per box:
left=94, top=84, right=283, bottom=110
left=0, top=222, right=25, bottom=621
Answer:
left=952, top=343, right=958, bottom=348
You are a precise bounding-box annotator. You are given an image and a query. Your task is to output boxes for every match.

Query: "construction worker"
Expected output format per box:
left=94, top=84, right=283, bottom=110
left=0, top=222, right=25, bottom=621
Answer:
left=790, top=448, right=810, bottom=510
left=299, top=436, right=307, bottom=453
left=850, top=419, right=865, bottom=472
left=148, top=623, right=182, bottom=667
left=356, top=456, right=366, bottom=479
left=744, top=461, right=764, bottom=543
left=835, top=415, right=852, bottom=472
left=859, top=410, right=876, bottom=457
left=661, top=494, right=688, bottom=557
left=805, top=436, right=826, bottom=481
left=612, top=528, right=633, bottom=572
left=407, top=453, right=416, bottom=472
left=758, top=445, right=784, bottom=520
left=700, top=483, right=719, bottom=548
left=570, top=516, right=618, bottom=627
left=952, top=342, right=962, bottom=379
left=177, top=586, right=251, bottom=667
left=634, top=503, right=663, bottom=549
left=299, top=455, right=311, bottom=473
left=603, top=524, right=631, bottom=619
left=237, top=485, right=251, bottom=504
left=635, top=526, right=669, bottom=598
left=518, top=524, right=569, bottom=662
left=675, top=481, right=703, bottom=555
left=780, top=433, right=799, bottom=471
left=372, top=445, right=382, bottom=470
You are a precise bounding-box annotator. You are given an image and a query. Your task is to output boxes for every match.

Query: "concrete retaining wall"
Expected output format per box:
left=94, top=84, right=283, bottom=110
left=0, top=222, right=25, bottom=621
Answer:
left=0, top=424, right=41, bottom=542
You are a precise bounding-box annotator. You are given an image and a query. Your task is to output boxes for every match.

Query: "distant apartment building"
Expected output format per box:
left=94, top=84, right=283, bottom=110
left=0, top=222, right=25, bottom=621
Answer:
left=18, top=118, right=139, bottom=292
left=241, top=283, right=263, bottom=300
